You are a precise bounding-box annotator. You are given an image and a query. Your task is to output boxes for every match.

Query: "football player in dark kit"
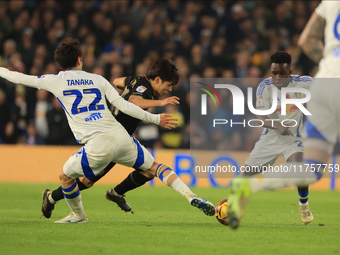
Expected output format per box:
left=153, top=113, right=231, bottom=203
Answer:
left=42, top=59, right=215, bottom=218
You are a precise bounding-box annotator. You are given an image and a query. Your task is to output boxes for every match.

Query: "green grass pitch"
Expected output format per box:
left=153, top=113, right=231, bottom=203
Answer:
left=0, top=183, right=339, bottom=255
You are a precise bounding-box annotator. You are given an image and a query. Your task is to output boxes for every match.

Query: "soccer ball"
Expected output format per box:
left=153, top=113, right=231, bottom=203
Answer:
left=215, top=199, right=230, bottom=226
left=215, top=198, right=243, bottom=226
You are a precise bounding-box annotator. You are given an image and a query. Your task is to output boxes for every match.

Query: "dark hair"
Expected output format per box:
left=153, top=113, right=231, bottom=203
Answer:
left=54, top=38, right=82, bottom=70
left=270, top=51, right=291, bottom=65
left=147, top=59, right=179, bottom=85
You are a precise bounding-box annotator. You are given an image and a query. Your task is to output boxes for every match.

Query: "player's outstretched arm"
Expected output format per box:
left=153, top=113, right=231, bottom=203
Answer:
left=106, top=78, right=179, bottom=128
left=0, top=67, right=40, bottom=88
left=298, top=12, right=325, bottom=64
left=128, top=95, right=180, bottom=109
left=112, top=96, right=178, bottom=128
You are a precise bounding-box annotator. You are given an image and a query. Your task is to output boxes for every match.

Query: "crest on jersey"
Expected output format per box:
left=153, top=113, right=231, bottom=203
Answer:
left=294, top=92, right=302, bottom=98
left=131, top=79, right=137, bottom=86
left=136, top=86, right=147, bottom=93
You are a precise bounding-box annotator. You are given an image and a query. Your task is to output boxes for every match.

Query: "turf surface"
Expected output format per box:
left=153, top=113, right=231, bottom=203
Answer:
left=0, top=183, right=339, bottom=255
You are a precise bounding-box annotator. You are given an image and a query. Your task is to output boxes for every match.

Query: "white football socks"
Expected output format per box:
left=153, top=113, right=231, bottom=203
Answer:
left=62, top=182, right=86, bottom=219
left=169, top=177, right=196, bottom=201
left=158, top=167, right=196, bottom=201
left=65, top=195, right=86, bottom=219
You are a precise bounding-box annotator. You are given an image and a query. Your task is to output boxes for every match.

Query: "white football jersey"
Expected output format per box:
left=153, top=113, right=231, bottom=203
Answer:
left=0, top=68, right=160, bottom=144
left=255, top=75, right=313, bottom=144
left=36, top=70, right=124, bottom=143
left=315, top=1, right=340, bottom=77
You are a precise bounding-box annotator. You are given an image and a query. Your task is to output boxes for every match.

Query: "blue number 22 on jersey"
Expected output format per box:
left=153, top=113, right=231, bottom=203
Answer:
left=63, top=88, right=104, bottom=115
left=334, top=13, right=340, bottom=40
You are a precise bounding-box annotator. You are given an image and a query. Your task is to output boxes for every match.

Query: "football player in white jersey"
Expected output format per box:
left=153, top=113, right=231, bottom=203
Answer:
left=226, top=1, right=340, bottom=229
left=41, top=59, right=215, bottom=219
left=0, top=38, right=182, bottom=223
left=244, top=51, right=314, bottom=224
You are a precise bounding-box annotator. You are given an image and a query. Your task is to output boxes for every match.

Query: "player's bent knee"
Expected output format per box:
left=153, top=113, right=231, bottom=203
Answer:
left=143, top=161, right=159, bottom=176
left=59, top=171, right=75, bottom=187
left=79, top=177, right=94, bottom=188
left=58, top=170, right=68, bottom=181
left=141, top=168, right=155, bottom=179
left=151, top=161, right=159, bottom=170
left=85, top=182, right=94, bottom=188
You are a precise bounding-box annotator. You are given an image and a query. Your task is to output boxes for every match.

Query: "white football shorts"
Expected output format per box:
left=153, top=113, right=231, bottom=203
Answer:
left=245, top=138, right=304, bottom=167
left=63, top=128, right=154, bottom=179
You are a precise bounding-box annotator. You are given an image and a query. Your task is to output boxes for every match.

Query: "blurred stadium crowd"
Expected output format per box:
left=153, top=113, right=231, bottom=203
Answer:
left=0, top=0, right=320, bottom=150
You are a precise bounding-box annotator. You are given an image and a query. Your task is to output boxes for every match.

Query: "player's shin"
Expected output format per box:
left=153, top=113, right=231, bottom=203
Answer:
left=296, top=173, right=314, bottom=224
left=61, top=182, right=86, bottom=218
left=297, top=186, right=309, bottom=204
left=52, top=178, right=89, bottom=203
left=114, top=170, right=152, bottom=196
left=155, top=164, right=195, bottom=200
left=155, top=163, right=215, bottom=216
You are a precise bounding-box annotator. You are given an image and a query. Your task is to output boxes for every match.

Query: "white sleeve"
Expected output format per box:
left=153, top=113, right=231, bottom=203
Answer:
left=104, top=79, right=161, bottom=125
left=0, top=67, right=56, bottom=93
left=0, top=67, right=40, bottom=88
left=315, top=2, right=326, bottom=19
left=256, top=83, right=271, bottom=110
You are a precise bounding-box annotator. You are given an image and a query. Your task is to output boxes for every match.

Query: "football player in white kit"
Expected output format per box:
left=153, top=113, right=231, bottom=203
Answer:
left=244, top=51, right=314, bottom=224
left=0, top=38, right=180, bottom=223
left=226, top=1, right=340, bottom=229
left=41, top=59, right=215, bottom=219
